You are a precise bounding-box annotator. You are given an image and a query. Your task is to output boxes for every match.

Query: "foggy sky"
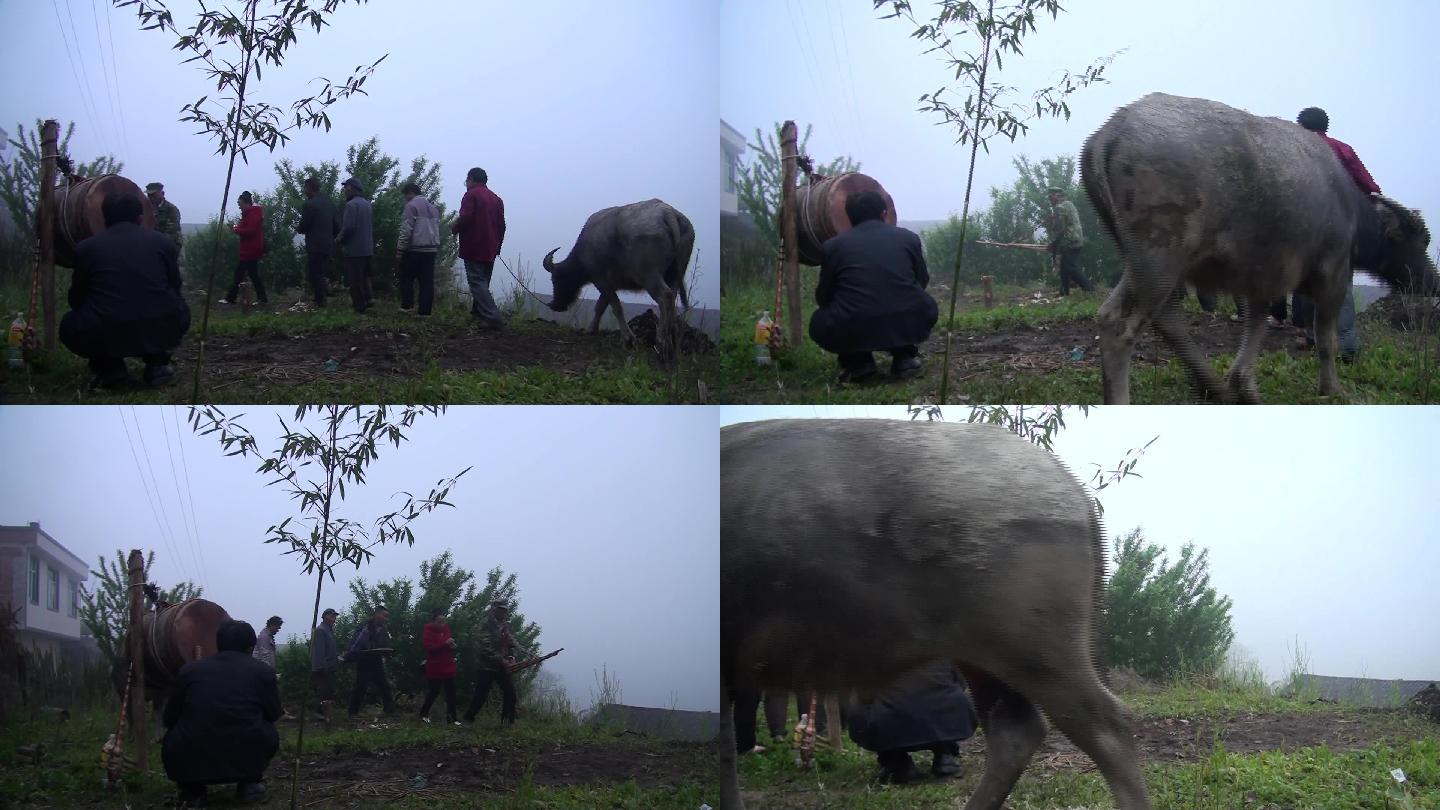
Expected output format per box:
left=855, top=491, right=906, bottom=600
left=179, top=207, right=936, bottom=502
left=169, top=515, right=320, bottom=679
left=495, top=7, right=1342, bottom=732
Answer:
left=0, top=405, right=720, bottom=712
left=719, top=405, right=1440, bottom=685
left=722, top=0, right=1440, bottom=230
left=0, top=0, right=720, bottom=308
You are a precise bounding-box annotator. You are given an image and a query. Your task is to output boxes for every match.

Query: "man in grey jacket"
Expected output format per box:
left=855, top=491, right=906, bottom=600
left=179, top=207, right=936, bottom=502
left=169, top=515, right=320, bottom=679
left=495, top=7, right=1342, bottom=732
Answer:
left=396, top=181, right=443, bottom=316
left=310, top=608, right=339, bottom=720
left=336, top=177, right=375, bottom=314
left=296, top=177, right=339, bottom=308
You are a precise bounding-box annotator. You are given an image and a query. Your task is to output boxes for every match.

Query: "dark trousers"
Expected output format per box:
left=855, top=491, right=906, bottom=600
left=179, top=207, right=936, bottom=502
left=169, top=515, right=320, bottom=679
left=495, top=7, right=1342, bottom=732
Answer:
left=311, top=668, right=336, bottom=716
left=399, top=251, right=437, bottom=315
left=838, top=345, right=919, bottom=373
left=1056, top=248, right=1093, bottom=295
left=347, top=665, right=394, bottom=716
left=88, top=353, right=171, bottom=379
left=419, top=677, right=457, bottom=722
left=305, top=252, right=330, bottom=306
left=732, top=689, right=761, bottom=752
left=227, top=259, right=268, bottom=303
left=464, top=666, right=516, bottom=724
left=345, top=256, right=373, bottom=313
left=878, top=740, right=959, bottom=769
left=1269, top=298, right=1288, bottom=322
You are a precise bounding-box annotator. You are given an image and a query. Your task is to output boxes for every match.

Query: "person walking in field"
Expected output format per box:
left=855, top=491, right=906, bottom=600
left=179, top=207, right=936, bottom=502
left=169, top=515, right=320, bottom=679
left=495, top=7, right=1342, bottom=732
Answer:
left=451, top=167, right=506, bottom=330
left=344, top=605, right=395, bottom=717
left=146, top=182, right=184, bottom=250
left=1044, top=187, right=1094, bottom=296
left=336, top=177, right=376, bottom=314
left=310, top=608, right=340, bottom=721
left=397, top=181, right=443, bottom=316
left=464, top=601, right=519, bottom=725
left=252, top=616, right=282, bottom=668
left=296, top=177, right=340, bottom=308
left=418, top=607, right=461, bottom=725
left=220, top=191, right=268, bottom=305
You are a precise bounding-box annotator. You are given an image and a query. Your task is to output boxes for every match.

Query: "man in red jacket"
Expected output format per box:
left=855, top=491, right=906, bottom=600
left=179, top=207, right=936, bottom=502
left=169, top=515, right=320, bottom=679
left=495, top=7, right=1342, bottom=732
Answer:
left=220, top=191, right=268, bottom=305
left=451, top=167, right=506, bottom=330
left=418, top=607, right=459, bottom=725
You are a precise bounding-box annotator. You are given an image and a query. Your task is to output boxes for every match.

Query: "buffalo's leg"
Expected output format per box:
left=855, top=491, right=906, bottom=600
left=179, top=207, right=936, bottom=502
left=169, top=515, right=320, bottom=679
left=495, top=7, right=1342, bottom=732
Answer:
left=960, top=668, right=1048, bottom=810
left=678, top=280, right=692, bottom=313
left=719, top=681, right=744, bottom=810
left=1097, top=276, right=1146, bottom=404
left=644, top=278, right=678, bottom=361
left=588, top=292, right=610, bottom=335
left=1029, top=675, right=1151, bottom=809
left=1313, top=265, right=1350, bottom=397
left=1151, top=302, right=1230, bottom=403
left=607, top=291, right=637, bottom=345
left=1223, top=295, right=1269, bottom=404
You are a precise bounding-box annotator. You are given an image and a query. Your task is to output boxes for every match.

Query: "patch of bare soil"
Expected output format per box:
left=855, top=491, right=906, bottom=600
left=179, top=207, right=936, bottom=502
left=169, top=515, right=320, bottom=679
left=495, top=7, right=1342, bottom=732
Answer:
left=930, top=309, right=1312, bottom=377
left=173, top=320, right=654, bottom=394
left=1359, top=294, right=1440, bottom=331
left=625, top=309, right=716, bottom=355
left=1407, top=684, right=1440, bottom=724
left=270, top=739, right=712, bottom=804
left=1028, top=709, right=1421, bottom=772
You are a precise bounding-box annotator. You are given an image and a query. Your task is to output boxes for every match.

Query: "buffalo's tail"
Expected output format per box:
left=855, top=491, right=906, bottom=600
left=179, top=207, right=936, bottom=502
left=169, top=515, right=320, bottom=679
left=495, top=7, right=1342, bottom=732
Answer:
left=1080, top=122, right=1123, bottom=253
left=664, top=207, right=695, bottom=309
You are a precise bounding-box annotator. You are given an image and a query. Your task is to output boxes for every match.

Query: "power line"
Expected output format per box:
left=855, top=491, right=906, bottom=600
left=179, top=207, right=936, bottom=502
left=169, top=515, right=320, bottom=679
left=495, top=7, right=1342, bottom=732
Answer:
left=790, top=0, right=849, bottom=159
left=169, top=406, right=208, bottom=588
left=832, top=0, right=866, bottom=150
left=119, top=407, right=185, bottom=586
left=91, top=0, right=130, bottom=157
left=49, top=0, right=107, bottom=154
left=124, top=406, right=191, bottom=584
left=159, top=406, right=206, bottom=587
left=58, top=0, right=114, bottom=157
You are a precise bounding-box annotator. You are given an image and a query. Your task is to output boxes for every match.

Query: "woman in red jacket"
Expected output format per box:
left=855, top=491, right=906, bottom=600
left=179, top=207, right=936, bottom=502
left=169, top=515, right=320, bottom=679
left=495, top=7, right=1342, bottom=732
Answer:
left=221, top=191, right=269, bottom=305
left=419, top=607, right=459, bottom=725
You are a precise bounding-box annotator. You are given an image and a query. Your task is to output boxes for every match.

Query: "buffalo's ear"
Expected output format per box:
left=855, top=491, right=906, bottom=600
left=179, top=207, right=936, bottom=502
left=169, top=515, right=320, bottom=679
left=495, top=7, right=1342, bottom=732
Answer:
left=1376, top=202, right=1405, bottom=241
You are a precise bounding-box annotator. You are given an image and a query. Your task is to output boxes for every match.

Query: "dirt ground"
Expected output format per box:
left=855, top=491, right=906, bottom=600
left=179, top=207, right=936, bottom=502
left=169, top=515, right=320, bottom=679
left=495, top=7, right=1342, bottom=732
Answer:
left=1027, top=708, right=1422, bottom=772
left=268, top=738, right=712, bottom=804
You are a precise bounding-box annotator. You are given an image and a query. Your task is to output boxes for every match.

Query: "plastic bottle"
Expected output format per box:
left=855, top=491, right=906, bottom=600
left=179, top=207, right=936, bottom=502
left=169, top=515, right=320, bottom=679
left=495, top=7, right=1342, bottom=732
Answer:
left=7, top=313, right=25, bottom=371
left=754, top=311, right=773, bottom=366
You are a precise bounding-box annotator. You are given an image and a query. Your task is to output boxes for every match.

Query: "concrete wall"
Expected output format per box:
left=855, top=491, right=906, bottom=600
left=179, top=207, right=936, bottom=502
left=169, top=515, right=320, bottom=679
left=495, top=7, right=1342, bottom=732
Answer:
left=721, top=121, right=746, bottom=217
left=0, top=524, right=89, bottom=641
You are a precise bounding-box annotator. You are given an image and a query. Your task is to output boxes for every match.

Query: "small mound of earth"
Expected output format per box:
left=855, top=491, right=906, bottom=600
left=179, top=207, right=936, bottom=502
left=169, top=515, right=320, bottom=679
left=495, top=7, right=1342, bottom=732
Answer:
left=1359, top=294, right=1440, bottom=330
left=1407, top=683, right=1440, bottom=724
left=626, top=309, right=715, bottom=355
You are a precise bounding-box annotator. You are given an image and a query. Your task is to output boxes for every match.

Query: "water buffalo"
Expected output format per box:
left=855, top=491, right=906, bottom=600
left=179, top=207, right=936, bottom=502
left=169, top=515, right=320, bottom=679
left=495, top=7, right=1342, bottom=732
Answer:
left=542, top=199, right=694, bottom=356
left=720, top=419, right=1151, bottom=810
left=1082, top=92, right=1437, bottom=403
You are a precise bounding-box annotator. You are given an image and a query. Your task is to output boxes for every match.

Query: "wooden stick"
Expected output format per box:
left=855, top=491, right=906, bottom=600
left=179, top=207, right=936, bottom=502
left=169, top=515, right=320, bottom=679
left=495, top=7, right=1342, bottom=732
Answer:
left=127, top=550, right=147, bottom=774
left=779, top=121, right=801, bottom=348
left=975, top=240, right=1050, bottom=252
left=37, top=121, right=58, bottom=351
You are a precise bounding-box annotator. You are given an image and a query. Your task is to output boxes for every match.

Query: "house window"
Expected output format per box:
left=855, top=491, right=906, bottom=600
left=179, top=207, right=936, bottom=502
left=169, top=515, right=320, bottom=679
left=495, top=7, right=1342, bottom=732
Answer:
left=28, top=556, right=39, bottom=605
left=47, top=566, right=60, bottom=612
left=724, top=153, right=738, bottom=194
left=68, top=578, right=79, bottom=618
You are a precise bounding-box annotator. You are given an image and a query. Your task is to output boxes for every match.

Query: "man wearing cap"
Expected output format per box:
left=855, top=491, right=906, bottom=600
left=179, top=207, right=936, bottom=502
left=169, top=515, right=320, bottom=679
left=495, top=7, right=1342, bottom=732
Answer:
left=146, top=182, right=184, bottom=250
left=311, top=608, right=340, bottom=720
left=296, top=177, right=340, bottom=308
left=253, top=616, right=282, bottom=668
left=336, top=177, right=375, bottom=314
left=343, top=605, right=395, bottom=717
left=464, top=601, right=519, bottom=725
left=1045, top=187, right=1093, bottom=296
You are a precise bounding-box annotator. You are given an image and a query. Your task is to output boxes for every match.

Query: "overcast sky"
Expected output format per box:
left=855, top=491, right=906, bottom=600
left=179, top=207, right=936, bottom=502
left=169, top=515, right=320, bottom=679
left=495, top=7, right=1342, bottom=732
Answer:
left=0, top=0, right=719, bottom=309
left=720, top=405, right=1440, bottom=685
left=0, top=405, right=719, bottom=712
left=722, top=0, right=1440, bottom=228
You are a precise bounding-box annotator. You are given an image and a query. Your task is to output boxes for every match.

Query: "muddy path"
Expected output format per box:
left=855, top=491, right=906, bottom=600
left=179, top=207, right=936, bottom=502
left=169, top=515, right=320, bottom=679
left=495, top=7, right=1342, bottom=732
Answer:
left=269, top=738, right=713, bottom=804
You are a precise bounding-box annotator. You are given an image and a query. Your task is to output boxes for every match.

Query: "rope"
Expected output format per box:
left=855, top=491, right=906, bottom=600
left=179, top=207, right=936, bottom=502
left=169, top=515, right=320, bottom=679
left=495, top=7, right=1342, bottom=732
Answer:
left=495, top=255, right=551, bottom=309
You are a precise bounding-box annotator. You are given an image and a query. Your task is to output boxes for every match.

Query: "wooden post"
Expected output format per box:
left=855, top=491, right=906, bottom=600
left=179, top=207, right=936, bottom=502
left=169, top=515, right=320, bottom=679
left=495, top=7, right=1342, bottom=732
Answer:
left=824, top=694, right=842, bottom=748
left=982, top=275, right=994, bottom=309
left=37, top=120, right=59, bottom=351
left=127, top=549, right=148, bottom=775
left=779, top=121, right=801, bottom=347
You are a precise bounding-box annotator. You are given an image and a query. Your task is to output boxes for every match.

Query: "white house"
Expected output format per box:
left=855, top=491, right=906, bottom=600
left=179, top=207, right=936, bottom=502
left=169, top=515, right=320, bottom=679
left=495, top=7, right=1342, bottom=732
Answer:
left=0, top=522, right=92, bottom=661
left=721, top=119, right=746, bottom=217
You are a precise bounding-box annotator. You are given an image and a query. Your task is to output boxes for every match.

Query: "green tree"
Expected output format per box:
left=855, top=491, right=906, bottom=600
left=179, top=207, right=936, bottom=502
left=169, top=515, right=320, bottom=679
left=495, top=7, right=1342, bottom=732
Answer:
left=188, top=404, right=467, bottom=809
left=1103, top=527, right=1235, bottom=680
left=119, top=0, right=387, bottom=401
left=734, top=122, right=860, bottom=252
left=875, top=0, right=1118, bottom=404
left=79, top=549, right=202, bottom=668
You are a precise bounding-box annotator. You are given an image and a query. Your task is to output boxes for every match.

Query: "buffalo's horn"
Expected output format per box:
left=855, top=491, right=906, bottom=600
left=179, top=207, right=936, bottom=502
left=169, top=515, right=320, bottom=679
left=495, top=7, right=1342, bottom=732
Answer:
left=1376, top=195, right=1431, bottom=244
left=542, top=248, right=561, bottom=274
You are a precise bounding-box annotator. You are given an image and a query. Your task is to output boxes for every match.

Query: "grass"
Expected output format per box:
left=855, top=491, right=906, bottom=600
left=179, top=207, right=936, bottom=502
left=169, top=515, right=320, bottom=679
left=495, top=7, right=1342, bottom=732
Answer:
left=720, top=274, right=1440, bottom=404
left=735, top=678, right=1440, bottom=809
left=0, top=701, right=714, bottom=808
left=0, top=283, right=715, bottom=404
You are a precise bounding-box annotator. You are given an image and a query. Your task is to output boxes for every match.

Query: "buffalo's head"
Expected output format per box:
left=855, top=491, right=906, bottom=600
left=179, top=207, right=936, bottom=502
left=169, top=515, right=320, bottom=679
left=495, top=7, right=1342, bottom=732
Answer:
left=542, top=248, right=588, bottom=311
left=1374, top=197, right=1438, bottom=296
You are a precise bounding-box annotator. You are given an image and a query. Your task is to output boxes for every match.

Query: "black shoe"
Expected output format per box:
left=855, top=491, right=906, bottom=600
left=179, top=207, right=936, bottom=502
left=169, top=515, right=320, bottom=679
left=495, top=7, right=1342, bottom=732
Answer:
left=89, top=369, right=135, bottom=390
left=236, top=781, right=265, bottom=804
left=931, top=751, right=962, bottom=777
left=876, top=754, right=920, bottom=784
left=891, top=355, right=923, bottom=380
left=177, top=785, right=208, bottom=807
left=143, top=364, right=175, bottom=388
left=838, top=364, right=879, bottom=385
